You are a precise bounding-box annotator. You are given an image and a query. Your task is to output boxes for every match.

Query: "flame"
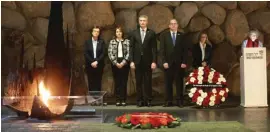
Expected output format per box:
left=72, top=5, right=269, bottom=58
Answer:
left=38, top=81, right=51, bottom=106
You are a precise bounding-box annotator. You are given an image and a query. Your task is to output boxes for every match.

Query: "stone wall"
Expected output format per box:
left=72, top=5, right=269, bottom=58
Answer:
left=2, top=1, right=270, bottom=97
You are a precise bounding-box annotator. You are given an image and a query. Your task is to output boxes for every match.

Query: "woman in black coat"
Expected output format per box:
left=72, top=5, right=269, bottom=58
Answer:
left=192, top=32, right=212, bottom=68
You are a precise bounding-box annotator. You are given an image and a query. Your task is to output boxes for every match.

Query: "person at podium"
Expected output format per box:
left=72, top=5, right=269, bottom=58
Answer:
left=242, top=29, right=263, bottom=49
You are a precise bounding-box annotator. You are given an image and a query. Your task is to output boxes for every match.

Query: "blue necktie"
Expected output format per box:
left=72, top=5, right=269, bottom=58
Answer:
left=172, top=32, right=176, bottom=46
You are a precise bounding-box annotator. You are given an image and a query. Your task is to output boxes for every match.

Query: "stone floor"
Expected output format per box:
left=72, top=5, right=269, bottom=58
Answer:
left=1, top=96, right=270, bottom=132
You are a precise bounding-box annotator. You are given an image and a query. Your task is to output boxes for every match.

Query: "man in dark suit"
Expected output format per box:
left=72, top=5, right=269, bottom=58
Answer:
left=130, top=15, right=157, bottom=107
left=84, top=26, right=105, bottom=93
left=160, top=19, right=188, bottom=107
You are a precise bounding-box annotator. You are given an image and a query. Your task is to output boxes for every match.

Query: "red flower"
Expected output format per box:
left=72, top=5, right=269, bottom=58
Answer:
left=121, top=117, right=128, bottom=124
left=203, top=77, right=208, bottom=83
left=159, top=118, right=168, bottom=126
left=204, top=67, right=210, bottom=73
left=202, top=96, right=210, bottom=106
left=193, top=73, right=198, bottom=77
left=214, top=72, right=220, bottom=78
left=224, top=93, right=228, bottom=98
left=212, top=77, right=218, bottom=83
left=150, top=118, right=161, bottom=127
left=193, top=69, right=198, bottom=73
left=140, top=117, right=150, bottom=125
left=115, top=116, right=122, bottom=123
left=167, top=118, right=173, bottom=124
left=131, top=116, right=140, bottom=125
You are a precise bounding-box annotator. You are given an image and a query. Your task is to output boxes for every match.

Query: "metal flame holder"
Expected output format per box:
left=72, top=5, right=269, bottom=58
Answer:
left=2, top=91, right=107, bottom=123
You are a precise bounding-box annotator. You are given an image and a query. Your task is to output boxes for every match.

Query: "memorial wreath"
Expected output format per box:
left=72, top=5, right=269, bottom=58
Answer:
left=115, top=112, right=181, bottom=129
left=185, top=66, right=229, bottom=107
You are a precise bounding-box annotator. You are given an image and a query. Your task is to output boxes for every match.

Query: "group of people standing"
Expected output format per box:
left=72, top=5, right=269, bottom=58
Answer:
left=84, top=15, right=263, bottom=107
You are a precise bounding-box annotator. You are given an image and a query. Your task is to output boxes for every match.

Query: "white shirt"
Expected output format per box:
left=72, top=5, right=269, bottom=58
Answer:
left=140, top=27, right=147, bottom=43
left=200, top=42, right=206, bottom=61
left=117, top=39, right=123, bottom=58
left=92, top=37, right=98, bottom=59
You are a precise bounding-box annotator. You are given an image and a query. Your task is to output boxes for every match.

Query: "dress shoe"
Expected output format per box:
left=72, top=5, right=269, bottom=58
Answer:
left=137, top=101, right=144, bottom=107
left=121, top=101, right=127, bottom=106
left=116, top=102, right=121, bottom=106
left=163, top=102, right=173, bottom=107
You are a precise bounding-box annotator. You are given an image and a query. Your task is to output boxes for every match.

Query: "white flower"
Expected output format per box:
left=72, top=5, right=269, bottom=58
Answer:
left=208, top=78, right=213, bottom=83
left=198, top=70, right=204, bottom=75
left=212, top=88, right=217, bottom=94
left=201, top=92, right=208, bottom=98
left=196, top=101, right=202, bottom=106
left=210, top=96, right=215, bottom=101
left=188, top=93, right=194, bottom=98
left=185, top=82, right=189, bottom=85
left=211, top=68, right=215, bottom=71
left=226, top=88, right=229, bottom=92
left=190, top=77, right=196, bottom=83
left=209, top=71, right=215, bottom=75
left=219, top=90, right=225, bottom=96
left=209, top=101, right=215, bottom=106
left=198, top=80, right=203, bottom=84
left=221, top=97, right=226, bottom=102
left=190, top=88, right=197, bottom=93
left=218, top=77, right=226, bottom=82
left=208, top=74, right=214, bottom=79
left=189, top=73, right=194, bottom=77
left=216, top=82, right=221, bottom=84
left=197, top=97, right=203, bottom=102
left=220, top=74, right=224, bottom=78
left=198, top=67, right=204, bottom=70
left=197, top=76, right=203, bottom=81
left=198, top=89, right=203, bottom=94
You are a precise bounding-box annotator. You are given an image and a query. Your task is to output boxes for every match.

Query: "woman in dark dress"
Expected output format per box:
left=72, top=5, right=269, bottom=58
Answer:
left=192, top=32, right=212, bottom=68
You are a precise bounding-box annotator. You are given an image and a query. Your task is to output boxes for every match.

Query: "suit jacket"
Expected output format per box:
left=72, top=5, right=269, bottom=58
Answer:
left=129, top=28, right=157, bottom=65
left=192, top=43, right=212, bottom=68
left=84, top=37, right=105, bottom=67
left=160, top=31, right=188, bottom=67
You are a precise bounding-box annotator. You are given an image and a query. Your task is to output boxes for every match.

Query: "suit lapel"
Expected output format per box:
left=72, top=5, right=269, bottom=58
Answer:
left=167, top=31, right=174, bottom=47
left=88, top=38, right=94, bottom=57
left=143, top=29, right=150, bottom=44
left=136, top=29, right=143, bottom=45
left=197, top=43, right=202, bottom=60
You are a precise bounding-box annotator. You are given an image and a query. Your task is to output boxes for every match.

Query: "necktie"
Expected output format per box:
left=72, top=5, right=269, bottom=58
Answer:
left=141, top=30, right=145, bottom=43
left=172, top=32, right=176, bottom=46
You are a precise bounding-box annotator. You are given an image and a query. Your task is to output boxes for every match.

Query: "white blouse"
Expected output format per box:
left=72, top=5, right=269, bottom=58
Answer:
left=117, top=40, right=123, bottom=58
left=200, top=42, right=206, bottom=61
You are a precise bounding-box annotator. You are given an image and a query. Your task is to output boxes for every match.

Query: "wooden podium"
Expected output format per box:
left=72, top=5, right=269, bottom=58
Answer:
left=240, top=47, right=268, bottom=107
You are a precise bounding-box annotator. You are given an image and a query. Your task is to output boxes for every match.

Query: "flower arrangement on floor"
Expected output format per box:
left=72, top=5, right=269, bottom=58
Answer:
left=115, top=112, right=181, bottom=129
left=185, top=66, right=229, bottom=107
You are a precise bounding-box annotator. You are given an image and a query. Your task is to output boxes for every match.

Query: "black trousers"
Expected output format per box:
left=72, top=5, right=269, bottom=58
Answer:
left=135, top=56, right=152, bottom=102
left=85, top=65, right=104, bottom=92
left=164, top=62, right=185, bottom=102
left=112, top=58, right=130, bottom=102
